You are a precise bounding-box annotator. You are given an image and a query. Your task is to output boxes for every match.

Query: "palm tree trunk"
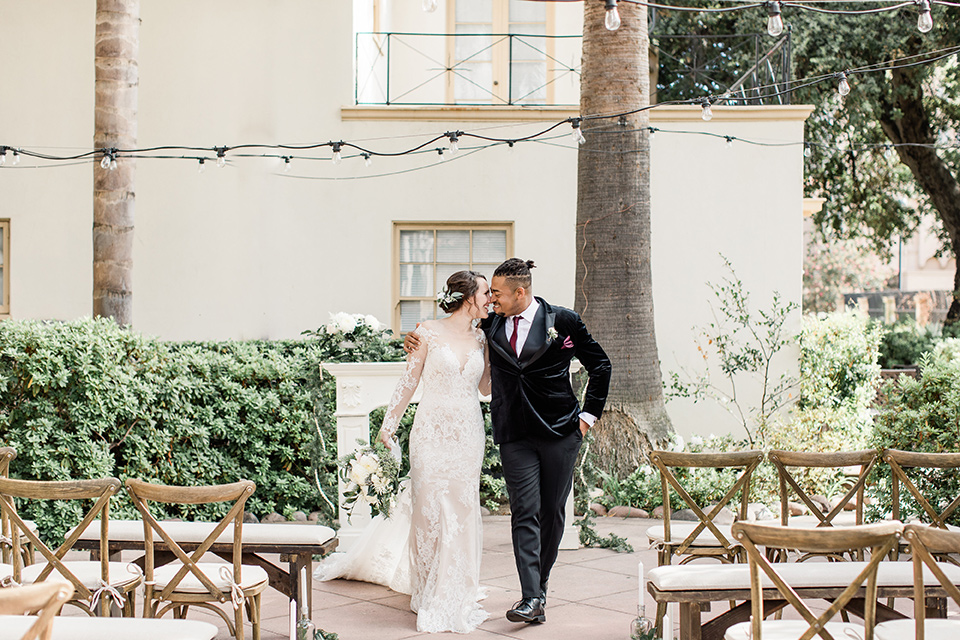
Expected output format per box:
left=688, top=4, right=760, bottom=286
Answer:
left=93, top=0, right=139, bottom=325
left=576, top=1, right=671, bottom=476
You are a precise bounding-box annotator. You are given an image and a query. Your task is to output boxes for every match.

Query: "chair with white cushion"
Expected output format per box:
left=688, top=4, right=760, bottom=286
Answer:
left=126, top=478, right=267, bottom=640
left=876, top=523, right=960, bottom=640
left=0, top=476, right=142, bottom=616
left=725, top=521, right=902, bottom=640
left=0, top=581, right=73, bottom=640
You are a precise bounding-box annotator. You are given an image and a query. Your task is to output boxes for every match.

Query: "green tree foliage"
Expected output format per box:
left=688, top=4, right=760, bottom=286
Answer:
left=653, top=3, right=960, bottom=319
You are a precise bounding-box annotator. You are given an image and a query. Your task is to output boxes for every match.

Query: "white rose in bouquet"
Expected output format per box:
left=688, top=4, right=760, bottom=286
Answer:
left=335, top=312, right=358, bottom=334
left=364, top=314, right=382, bottom=330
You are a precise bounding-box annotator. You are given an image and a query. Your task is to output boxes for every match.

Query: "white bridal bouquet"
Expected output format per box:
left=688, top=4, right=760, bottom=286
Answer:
left=338, top=441, right=405, bottom=521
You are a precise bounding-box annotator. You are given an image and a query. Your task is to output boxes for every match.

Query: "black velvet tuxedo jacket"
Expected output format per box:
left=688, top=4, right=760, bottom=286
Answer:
left=481, top=297, right=612, bottom=445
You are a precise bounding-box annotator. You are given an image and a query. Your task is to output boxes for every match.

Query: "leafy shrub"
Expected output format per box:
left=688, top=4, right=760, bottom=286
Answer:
left=869, top=346, right=960, bottom=524
left=876, top=319, right=938, bottom=369
left=0, top=316, right=404, bottom=543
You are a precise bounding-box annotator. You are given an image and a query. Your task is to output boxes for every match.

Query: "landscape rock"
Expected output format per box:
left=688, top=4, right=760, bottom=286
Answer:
left=480, top=506, right=491, bottom=517
left=652, top=505, right=665, bottom=519
left=589, top=503, right=608, bottom=517
left=262, top=512, right=287, bottom=524
left=308, top=511, right=323, bottom=522
left=788, top=501, right=806, bottom=516
left=809, top=495, right=831, bottom=514
left=292, top=510, right=308, bottom=522
left=746, top=503, right=775, bottom=521
left=243, top=512, right=259, bottom=524
left=607, top=506, right=648, bottom=518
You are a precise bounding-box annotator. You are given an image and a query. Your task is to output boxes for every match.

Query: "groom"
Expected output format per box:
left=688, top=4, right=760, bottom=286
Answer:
left=406, top=258, right=611, bottom=624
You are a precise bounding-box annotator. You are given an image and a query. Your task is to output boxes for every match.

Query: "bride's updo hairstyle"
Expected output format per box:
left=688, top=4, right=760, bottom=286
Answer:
left=439, top=270, right=486, bottom=314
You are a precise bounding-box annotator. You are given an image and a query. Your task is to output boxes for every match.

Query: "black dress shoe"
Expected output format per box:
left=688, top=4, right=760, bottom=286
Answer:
left=506, top=597, right=545, bottom=623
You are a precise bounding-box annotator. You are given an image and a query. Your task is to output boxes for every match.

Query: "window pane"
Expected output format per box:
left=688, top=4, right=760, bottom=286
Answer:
left=437, top=230, right=471, bottom=262
left=456, top=0, right=492, bottom=23
left=510, top=61, right=546, bottom=103
left=436, top=264, right=471, bottom=292
left=455, top=26, right=493, bottom=63
left=510, top=0, right=546, bottom=23
left=0, top=228, right=4, bottom=266
left=399, top=230, right=434, bottom=262
left=454, top=62, right=494, bottom=103
left=472, top=230, right=507, bottom=262
left=399, top=264, right=434, bottom=297
left=510, top=29, right=547, bottom=61
left=400, top=300, right=436, bottom=333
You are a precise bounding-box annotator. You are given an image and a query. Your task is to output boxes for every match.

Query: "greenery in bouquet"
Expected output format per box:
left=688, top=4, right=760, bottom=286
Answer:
left=339, top=441, right=405, bottom=521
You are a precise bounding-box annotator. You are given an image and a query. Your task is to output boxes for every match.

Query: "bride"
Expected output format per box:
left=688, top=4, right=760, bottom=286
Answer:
left=316, top=270, right=492, bottom=634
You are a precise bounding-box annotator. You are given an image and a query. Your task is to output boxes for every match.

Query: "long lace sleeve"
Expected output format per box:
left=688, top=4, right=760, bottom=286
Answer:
left=378, top=330, right=429, bottom=445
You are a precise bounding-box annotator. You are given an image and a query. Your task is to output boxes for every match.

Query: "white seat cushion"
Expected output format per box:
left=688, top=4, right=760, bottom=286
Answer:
left=726, top=620, right=866, bottom=640
left=152, top=562, right=268, bottom=594
left=70, top=519, right=336, bottom=546
left=22, top=561, right=142, bottom=589
left=649, top=560, right=960, bottom=591
left=875, top=618, right=960, bottom=640
left=0, top=563, right=12, bottom=580
left=646, top=523, right=738, bottom=547
left=0, top=615, right=217, bottom=640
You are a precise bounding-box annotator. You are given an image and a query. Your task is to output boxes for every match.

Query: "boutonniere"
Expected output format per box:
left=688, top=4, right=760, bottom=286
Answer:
left=547, top=327, right=559, bottom=340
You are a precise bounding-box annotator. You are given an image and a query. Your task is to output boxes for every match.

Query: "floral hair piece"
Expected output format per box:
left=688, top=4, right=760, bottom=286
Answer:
left=437, top=288, right=464, bottom=306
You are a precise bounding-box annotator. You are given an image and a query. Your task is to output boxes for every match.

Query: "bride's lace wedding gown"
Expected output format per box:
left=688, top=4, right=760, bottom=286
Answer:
left=315, top=324, right=489, bottom=634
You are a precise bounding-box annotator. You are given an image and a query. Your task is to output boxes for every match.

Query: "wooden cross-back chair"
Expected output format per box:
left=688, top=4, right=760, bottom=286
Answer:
left=883, top=449, right=960, bottom=531
left=768, top=449, right=878, bottom=562
left=125, top=478, right=267, bottom=640
left=725, top=521, right=903, bottom=640
left=875, top=523, right=960, bottom=640
left=0, top=447, right=18, bottom=567
left=648, top=450, right=765, bottom=566
left=0, top=581, right=74, bottom=640
left=0, top=476, right=141, bottom=616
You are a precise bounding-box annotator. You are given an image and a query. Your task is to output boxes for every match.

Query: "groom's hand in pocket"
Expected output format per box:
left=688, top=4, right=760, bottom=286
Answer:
left=403, top=327, right=422, bottom=354
left=579, top=419, right=589, bottom=437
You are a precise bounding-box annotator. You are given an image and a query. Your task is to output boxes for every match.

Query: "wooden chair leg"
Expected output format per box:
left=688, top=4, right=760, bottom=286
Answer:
left=250, top=593, right=262, bottom=640
left=234, top=601, right=245, bottom=640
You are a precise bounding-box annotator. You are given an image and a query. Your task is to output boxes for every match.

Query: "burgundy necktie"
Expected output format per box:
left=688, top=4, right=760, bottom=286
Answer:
left=510, top=316, right=521, bottom=355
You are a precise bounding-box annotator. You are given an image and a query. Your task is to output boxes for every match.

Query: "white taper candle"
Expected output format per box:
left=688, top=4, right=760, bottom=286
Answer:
left=289, top=600, right=296, bottom=640
left=638, top=561, right=644, bottom=607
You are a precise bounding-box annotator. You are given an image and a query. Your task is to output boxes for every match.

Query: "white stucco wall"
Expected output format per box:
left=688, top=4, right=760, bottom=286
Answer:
left=0, top=0, right=809, bottom=440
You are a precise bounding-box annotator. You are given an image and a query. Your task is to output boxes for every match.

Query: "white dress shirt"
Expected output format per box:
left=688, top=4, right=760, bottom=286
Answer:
left=504, top=298, right=596, bottom=428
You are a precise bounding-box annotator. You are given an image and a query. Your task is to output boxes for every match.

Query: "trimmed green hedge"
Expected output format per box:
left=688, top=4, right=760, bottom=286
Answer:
left=0, top=317, right=404, bottom=542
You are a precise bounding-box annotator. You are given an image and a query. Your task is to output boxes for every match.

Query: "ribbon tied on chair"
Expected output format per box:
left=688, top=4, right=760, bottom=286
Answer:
left=89, top=579, right=125, bottom=610
left=0, top=575, right=20, bottom=588
left=218, top=565, right=245, bottom=610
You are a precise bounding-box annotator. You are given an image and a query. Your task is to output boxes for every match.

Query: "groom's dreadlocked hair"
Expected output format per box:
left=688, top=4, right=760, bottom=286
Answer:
left=494, top=258, right=535, bottom=290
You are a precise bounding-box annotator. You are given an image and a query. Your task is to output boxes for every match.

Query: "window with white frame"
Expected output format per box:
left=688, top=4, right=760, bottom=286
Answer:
left=0, top=220, right=9, bottom=315
left=450, top=0, right=550, bottom=105
left=395, top=223, right=512, bottom=333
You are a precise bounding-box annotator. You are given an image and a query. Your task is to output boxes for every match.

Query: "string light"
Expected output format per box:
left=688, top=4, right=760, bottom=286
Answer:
left=198, top=158, right=206, bottom=173
left=571, top=118, right=586, bottom=144
left=216, top=147, right=227, bottom=168
left=0, top=148, right=6, bottom=167
left=422, top=0, right=438, bottom=12
left=100, top=152, right=110, bottom=169
left=700, top=99, right=714, bottom=121
left=917, top=0, right=934, bottom=32
left=283, top=156, right=291, bottom=172
left=436, top=148, right=446, bottom=162
left=12, top=150, right=20, bottom=166
left=804, top=142, right=813, bottom=158
left=648, top=127, right=657, bottom=140
left=331, top=142, right=343, bottom=165
left=110, top=156, right=118, bottom=171
left=362, top=152, right=372, bottom=167
left=447, top=131, right=461, bottom=155
left=605, top=0, right=622, bottom=31
left=725, top=135, right=734, bottom=148
left=836, top=71, right=852, bottom=96
left=766, top=1, right=784, bottom=36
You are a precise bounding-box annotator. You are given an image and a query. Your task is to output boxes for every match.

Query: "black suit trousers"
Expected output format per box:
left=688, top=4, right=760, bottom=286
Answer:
left=499, top=429, right=583, bottom=599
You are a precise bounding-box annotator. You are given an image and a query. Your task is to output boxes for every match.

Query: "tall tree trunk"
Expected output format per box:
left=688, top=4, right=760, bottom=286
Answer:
left=878, top=65, right=960, bottom=324
left=576, top=1, right=671, bottom=476
left=93, top=0, right=139, bottom=326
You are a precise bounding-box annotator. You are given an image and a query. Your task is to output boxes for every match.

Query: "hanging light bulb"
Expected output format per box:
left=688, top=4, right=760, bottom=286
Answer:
left=447, top=132, right=460, bottom=155
left=700, top=99, right=714, bottom=121
left=437, top=149, right=446, bottom=162
left=803, top=143, right=813, bottom=158
left=109, top=157, right=118, bottom=171
left=422, top=0, right=438, bottom=12
left=332, top=142, right=342, bottom=165
left=198, top=158, right=206, bottom=174
left=571, top=118, right=586, bottom=144
left=283, top=156, right=291, bottom=173
left=725, top=136, right=734, bottom=149
left=836, top=72, right=851, bottom=97
left=765, top=1, right=784, bottom=37
left=604, top=0, right=621, bottom=31
left=917, top=0, right=933, bottom=33
left=0, top=149, right=6, bottom=167
left=506, top=140, right=515, bottom=151
left=363, top=153, right=372, bottom=168
left=12, top=150, right=20, bottom=166
left=215, top=147, right=227, bottom=168
left=648, top=127, right=657, bottom=140
left=100, top=153, right=110, bottom=169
